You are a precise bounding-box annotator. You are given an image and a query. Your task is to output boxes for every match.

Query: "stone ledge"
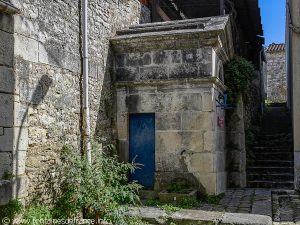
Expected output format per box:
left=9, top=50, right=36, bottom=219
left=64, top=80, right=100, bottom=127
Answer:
left=128, top=207, right=272, bottom=225
left=116, top=77, right=227, bottom=92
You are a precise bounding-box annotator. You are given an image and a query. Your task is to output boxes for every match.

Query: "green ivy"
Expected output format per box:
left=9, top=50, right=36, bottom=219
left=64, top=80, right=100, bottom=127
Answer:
left=224, top=57, right=256, bottom=103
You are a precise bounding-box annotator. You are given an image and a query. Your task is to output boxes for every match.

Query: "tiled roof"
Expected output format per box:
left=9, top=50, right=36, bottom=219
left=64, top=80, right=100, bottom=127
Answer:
left=266, top=43, right=285, bottom=52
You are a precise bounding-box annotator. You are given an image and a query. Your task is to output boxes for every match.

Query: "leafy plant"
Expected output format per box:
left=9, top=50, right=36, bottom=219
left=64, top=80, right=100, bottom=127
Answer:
left=54, top=144, right=143, bottom=225
left=224, top=57, right=256, bottom=103
left=202, top=194, right=224, bottom=205
left=0, top=200, right=23, bottom=225
left=159, top=204, right=179, bottom=215
left=2, top=172, right=14, bottom=180
left=176, top=197, right=200, bottom=209
left=166, top=178, right=194, bottom=194
left=22, top=204, right=52, bottom=225
left=144, top=198, right=161, bottom=207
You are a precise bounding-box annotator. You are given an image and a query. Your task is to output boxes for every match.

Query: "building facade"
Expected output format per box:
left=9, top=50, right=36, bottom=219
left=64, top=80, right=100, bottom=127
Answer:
left=265, top=43, right=287, bottom=103
left=286, top=0, right=300, bottom=190
left=0, top=0, right=264, bottom=204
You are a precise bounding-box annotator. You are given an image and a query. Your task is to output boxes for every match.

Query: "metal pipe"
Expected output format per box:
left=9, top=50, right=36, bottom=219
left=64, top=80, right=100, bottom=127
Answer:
left=82, top=0, right=91, bottom=164
left=220, top=0, right=225, bottom=15
left=0, top=0, right=19, bottom=14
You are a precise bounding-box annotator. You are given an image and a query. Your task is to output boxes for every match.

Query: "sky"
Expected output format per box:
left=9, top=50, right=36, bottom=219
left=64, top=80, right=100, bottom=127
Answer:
left=258, top=0, right=286, bottom=46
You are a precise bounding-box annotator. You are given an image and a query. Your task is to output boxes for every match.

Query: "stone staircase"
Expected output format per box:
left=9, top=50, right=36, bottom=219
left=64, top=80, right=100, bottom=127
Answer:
left=247, top=104, right=294, bottom=189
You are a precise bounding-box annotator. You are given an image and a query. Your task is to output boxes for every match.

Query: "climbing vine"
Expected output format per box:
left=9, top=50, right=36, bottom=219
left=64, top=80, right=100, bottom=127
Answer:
left=224, top=57, right=257, bottom=103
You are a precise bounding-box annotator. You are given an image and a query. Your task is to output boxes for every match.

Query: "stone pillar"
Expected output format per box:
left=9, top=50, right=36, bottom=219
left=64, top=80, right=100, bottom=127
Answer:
left=289, top=0, right=300, bottom=190
left=226, top=95, right=246, bottom=188
left=0, top=9, right=28, bottom=205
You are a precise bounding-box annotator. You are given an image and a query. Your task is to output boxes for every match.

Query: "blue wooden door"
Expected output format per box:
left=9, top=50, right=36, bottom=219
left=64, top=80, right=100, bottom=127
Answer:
left=129, top=113, right=155, bottom=189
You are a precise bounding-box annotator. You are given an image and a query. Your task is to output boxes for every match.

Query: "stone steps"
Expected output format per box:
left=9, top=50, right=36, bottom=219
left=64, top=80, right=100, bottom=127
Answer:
left=252, top=147, right=292, bottom=152
left=247, top=173, right=294, bottom=182
left=253, top=152, right=293, bottom=160
left=247, top=105, right=294, bottom=189
left=248, top=180, right=294, bottom=189
left=254, top=160, right=293, bottom=167
left=248, top=166, right=294, bottom=174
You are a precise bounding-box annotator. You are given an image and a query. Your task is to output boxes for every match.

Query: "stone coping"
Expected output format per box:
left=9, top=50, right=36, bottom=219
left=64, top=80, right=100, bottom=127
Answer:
left=116, top=77, right=227, bottom=92
left=114, top=15, right=229, bottom=38
left=128, top=207, right=272, bottom=225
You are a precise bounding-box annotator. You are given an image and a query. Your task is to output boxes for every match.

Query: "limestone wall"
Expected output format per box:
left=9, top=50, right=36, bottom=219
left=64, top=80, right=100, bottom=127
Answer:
left=116, top=82, right=226, bottom=194
left=0, top=11, right=17, bottom=204
left=0, top=0, right=150, bottom=204
left=265, top=50, right=287, bottom=103
left=114, top=46, right=227, bottom=194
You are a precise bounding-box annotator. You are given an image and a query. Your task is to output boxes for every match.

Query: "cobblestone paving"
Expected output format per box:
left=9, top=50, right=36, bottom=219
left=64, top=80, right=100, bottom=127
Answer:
left=198, top=189, right=300, bottom=224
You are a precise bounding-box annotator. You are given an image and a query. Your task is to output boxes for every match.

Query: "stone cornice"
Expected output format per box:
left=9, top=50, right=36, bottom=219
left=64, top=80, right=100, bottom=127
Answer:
left=115, top=77, right=227, bottom=92
left=111, top=15, right=234, bottom=63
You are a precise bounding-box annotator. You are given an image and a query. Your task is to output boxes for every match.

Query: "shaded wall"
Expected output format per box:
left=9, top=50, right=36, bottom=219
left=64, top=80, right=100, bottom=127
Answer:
left=0, top=0, right=150, bottom=203
left=265, top=50, right=287, bottom=103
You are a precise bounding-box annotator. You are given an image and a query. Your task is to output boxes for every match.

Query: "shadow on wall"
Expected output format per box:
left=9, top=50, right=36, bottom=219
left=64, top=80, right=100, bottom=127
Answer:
left=94, top=48, right=116, bottom=151
left=14, top=75, right=53, bottom=200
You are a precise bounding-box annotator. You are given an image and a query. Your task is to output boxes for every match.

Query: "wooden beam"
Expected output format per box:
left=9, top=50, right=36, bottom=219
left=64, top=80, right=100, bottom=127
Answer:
left=156, top=4, right=171, bottom=21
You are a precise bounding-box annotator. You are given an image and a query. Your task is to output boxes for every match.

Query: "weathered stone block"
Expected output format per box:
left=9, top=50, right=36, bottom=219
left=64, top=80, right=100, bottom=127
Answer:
left=139, top=65, right=168, bottom=80
left=156, top=131, right=181, bottom=154
left=0, top=13, right=14, bottom=33
left=169, top=63, right=199, bottom=79
left=12, top=150, right=27, bottom=175
left=39, top=43, right=81, bottom=73
left=217, top=172, right=227, bottom=193
left=0, top=93, right=13, bottom=127
left=0, top=152, right=12, bottom=177
left=0, top=30, right=14, bottom=67
left=117, top=113, right=128, bottom=139
left=14, top=34, right=39, bottom=63
left=181, top=131, right=204, bottom=152
left=182, top=49, right=204, bottom=63
left=12, top=175, right=28, bottom=198
left=0, top=66, right=15, bottom=94
left=14, top=15, right=40, bottom=40
left=0, top=127, right=28, bottom=152
left=170, top=50, right=182, bottom=64
left=181, top=112, right=213, bottom=131
left=184, top=152, right=215, bottom=173
left=13, top=127, right=28, bottom=151
left=14, top=102, right=28, bottom=127
left=156, top=113, right=181, bottom=130
left=116, top=67, right=139, bottom=81
left=0, top=128, right=13, bottom=152
left=194, top=172, right=217, bottom=195
left=0, top=180, right=12, bottom=205
left=153, top=51, right=169, bottom=65
left=215, top=151, right=226, bottom=172
left=202, top=91, right=214, bottom=112
left=156, top=153, right=183, bottom=172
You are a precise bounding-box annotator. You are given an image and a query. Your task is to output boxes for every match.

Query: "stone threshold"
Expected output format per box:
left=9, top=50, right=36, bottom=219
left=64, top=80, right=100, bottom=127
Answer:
left=129, top=207, right=272, bottom=225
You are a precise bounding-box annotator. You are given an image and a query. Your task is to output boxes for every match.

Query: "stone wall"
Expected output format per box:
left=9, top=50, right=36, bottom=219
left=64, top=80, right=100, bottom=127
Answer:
left=0, top=10, right=17, bottom=205
left=0, top=0, right=150, bottom=204
left=112, top=17, right=234, bottom=194
left=265, top=49, right=287, bottom=103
